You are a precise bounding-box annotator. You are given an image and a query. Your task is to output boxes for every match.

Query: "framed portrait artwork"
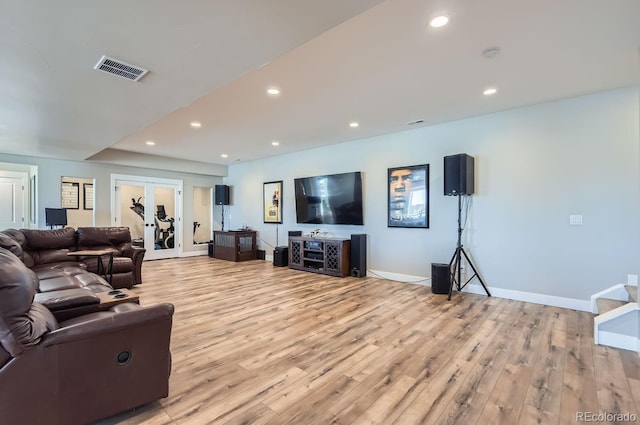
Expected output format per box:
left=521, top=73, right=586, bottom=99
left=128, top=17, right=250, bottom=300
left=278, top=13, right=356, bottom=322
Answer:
left=388, top=164, right=429, bottom=228
left=263, top=180, right=283, bottom=224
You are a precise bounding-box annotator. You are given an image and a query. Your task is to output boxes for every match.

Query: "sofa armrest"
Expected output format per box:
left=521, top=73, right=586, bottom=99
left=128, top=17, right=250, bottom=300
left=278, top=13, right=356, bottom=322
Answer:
left=34, top=288, right=100, bottom=311
left=42, top=303, right=174, bottom=347
left=121, top=246, right=146, bottom=284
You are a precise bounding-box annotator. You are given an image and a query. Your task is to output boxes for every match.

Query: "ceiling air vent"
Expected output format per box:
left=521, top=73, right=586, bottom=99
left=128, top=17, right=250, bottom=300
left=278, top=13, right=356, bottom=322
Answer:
left=93, top=55, right=149, bottom=82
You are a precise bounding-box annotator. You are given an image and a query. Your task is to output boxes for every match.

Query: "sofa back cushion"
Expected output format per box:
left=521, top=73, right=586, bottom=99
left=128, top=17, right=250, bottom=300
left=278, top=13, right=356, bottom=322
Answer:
left=21, top=228, right=77, bottom=266
left=21, top=227, right=77, bottom=250
left=0, top=231, right=23, bottom=259
left=77, top=227, right=132, bottom=254
left=0, top=248, right=58, bottom=357
left=0, top=229, right=34, bottom=267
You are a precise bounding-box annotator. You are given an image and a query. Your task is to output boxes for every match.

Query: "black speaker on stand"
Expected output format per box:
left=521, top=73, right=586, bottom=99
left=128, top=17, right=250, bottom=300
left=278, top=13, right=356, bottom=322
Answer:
left=350, top=234, right=367, bottom=277
left=215, top=185, right=230, bottom=205
left=444, top=154, right=474, bottom=196
left=215, top=185, right=230, bottom=231
left=443, top=154, right=491, bottom=300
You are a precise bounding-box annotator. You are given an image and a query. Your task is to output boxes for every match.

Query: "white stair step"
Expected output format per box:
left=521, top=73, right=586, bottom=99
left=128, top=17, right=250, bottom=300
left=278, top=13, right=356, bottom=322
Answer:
left=596, top=298, right=629, bottom=315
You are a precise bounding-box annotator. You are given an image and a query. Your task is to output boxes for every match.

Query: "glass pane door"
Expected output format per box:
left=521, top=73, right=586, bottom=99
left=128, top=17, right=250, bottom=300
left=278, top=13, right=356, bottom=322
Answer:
left=152, top=185, right=178, bottom=255
left=115, top=180, right=180, bottom=260
left=117, top=182, right=147, bottom=247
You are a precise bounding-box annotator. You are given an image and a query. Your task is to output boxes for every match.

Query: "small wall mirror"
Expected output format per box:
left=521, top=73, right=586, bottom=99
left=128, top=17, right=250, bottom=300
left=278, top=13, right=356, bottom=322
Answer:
left=193, top=187, right=212, bottom=244
left=61, top=176, right=95, bottom=227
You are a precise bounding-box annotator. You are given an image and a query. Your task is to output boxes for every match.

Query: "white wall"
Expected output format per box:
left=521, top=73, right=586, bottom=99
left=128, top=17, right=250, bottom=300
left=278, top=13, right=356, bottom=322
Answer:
left=224, top=87, right=640, bottom=304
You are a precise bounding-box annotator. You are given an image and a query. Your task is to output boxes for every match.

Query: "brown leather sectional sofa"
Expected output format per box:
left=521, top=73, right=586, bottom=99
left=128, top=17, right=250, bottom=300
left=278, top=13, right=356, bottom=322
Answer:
left=0, top=229, right=174, bottom=425
left=0, top=226, right=145, bottom=289
left=0, top=227, right=144, bottom=322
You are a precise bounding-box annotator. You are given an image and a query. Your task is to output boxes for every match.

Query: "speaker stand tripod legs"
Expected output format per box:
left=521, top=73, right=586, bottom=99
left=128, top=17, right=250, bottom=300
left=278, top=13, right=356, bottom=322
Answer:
left=448, top=245, right=491, bottom=300
left=447, top=195, right=491, bottom=300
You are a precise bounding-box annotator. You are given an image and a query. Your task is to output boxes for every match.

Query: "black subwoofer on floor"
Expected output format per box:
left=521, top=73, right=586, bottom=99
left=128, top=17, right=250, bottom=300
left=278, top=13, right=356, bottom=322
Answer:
left=431, top=263, right=451, bottom=294
left=273, top=246, right=289, bottom=267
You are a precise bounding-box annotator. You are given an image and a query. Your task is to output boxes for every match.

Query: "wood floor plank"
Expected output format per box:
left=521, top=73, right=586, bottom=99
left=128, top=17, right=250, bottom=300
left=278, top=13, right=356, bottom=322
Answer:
left=91, top=257, right=640, bottom=425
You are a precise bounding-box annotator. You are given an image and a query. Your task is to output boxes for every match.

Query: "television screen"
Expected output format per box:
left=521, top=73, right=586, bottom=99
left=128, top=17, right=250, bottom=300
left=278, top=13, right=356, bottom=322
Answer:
left=294, top=171, right=363, bottom=225
left=45, top=208, right=68, bottom=226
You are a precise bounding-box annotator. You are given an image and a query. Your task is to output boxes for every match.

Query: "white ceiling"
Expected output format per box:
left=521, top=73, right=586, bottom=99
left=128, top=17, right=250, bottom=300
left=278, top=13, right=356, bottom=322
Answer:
left=1, top=0, right=639, bottom=174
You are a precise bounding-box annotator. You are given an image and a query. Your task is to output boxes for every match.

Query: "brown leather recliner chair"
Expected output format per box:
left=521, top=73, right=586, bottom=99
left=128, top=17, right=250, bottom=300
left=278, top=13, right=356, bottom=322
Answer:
left=0, top=248, right=174, bottom=425
left=76, top=227, right=146, bottom=286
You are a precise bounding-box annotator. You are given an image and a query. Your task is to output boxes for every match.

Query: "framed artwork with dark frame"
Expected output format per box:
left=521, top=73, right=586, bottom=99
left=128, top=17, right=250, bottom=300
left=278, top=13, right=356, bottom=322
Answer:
left=263, top=180, right=283, bottom=224
left=83, top=183, right=94, bottom=210
left=388, top=164, right=429, bottom=228
left=61, top=182, right=79, bottom=210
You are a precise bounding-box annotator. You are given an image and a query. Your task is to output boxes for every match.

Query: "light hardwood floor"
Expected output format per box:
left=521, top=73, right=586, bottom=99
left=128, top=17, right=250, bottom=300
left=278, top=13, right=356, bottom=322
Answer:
left=96, top=257, right=640, bottom=425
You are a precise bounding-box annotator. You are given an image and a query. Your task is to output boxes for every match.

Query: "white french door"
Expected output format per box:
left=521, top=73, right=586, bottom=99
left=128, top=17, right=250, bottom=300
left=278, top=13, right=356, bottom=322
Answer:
left=112, top=175, right=183, bottom=260
left=0, top=172, right=27, bottom=230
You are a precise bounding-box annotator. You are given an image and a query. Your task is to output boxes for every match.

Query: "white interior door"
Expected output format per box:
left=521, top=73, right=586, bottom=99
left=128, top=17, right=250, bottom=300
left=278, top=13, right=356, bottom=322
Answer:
left=0, top=173, right=26, bottom=230
left=112, top=175, right=182, bottom=260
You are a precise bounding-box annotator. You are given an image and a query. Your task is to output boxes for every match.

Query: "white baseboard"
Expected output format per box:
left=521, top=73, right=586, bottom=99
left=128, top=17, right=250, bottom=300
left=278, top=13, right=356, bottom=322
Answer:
left=368, top=269, right=430, bottom=285
left=368, top=269, right=591, bottom=311
left=180, top=250, right=208, bottom=258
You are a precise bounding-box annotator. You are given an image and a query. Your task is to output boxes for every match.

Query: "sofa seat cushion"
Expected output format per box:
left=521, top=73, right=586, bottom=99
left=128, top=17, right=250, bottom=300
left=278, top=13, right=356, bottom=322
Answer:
left=37, top=275, right=82, bottom=292
left=35, top=268, right=111, bottom=294
left=83, top=256, right=133, bottom=274
left=35, top=288, right=100, bottom=311
left=31, top=262, right=88, bottom=273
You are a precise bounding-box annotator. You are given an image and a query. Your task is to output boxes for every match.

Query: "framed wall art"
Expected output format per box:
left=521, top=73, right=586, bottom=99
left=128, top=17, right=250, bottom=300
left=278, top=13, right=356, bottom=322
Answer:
left=263, top=180, right=283, bottom=223
left=83, top=183, right=94, bottom=210
left=388, top=164, right=429, bottom=228
left=61, top=182, right=79, bottom=209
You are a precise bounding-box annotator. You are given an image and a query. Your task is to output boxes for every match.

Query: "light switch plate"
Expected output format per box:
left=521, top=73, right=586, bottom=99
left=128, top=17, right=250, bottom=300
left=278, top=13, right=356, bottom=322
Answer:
left=569, top=215, right=583, bottom=225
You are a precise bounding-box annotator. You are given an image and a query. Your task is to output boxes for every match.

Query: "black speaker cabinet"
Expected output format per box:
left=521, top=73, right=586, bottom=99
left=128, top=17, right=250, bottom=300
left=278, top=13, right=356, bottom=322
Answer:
left=431, top=263, right=451, bottom=294
left=288, top=231, right=302, bottom=237
left=215, top=185, right=230, bottom=205
left=350, top=234, right=367, bottom=277
left=444, top=154, right=474, bottom=196
left=273, top=246, right=289, bottom=267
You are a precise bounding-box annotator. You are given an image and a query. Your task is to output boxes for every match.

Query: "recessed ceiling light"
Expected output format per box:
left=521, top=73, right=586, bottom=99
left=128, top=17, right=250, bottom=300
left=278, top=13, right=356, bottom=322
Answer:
left=221, top=154, right=228, bottom=158
left=271, top=141, right=280, bottom=146
left=429, top=15, right=449, bottom=28
left=267, top=88, right=280, bottom=95
left=190, top=121, right=202, bottom=128
left=145, top=140, right=155, bottom=146
left=349, top=122, right=359, bottom=128
left=483, top=87, right=498, bottom=96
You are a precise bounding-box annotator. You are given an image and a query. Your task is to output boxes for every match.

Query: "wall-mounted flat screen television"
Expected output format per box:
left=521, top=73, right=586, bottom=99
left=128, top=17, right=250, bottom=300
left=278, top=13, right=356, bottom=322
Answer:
left=45, top=208, right=68, bottom=227
left=294, top=171, right=364, bottom=225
